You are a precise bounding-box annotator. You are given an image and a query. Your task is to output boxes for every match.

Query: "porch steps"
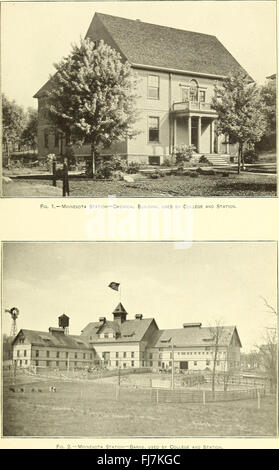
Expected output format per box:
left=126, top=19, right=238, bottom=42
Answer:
left=203, top=154, right=230, bottom=167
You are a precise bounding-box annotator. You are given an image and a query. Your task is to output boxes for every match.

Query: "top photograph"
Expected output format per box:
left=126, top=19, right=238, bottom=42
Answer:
left=2, top=1, right=277, bottom=198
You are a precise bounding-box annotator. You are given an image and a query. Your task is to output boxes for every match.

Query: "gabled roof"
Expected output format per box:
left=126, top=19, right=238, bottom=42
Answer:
left=86, top=13, right=251, bottom=79
left=150, top=326, right=241, bottom=348
left=34, top=12, right=252, bottom=99
left=12, top=329, right=91, bottom=350
left=81, top=317, right=155, bottom=343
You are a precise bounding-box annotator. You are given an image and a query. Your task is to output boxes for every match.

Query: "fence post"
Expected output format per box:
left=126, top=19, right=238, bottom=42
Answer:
left=115, top=384, right=120, bottom=401
left=257, top=390, right=260, bottom=410
left=203, top=390, right=206, bottom=405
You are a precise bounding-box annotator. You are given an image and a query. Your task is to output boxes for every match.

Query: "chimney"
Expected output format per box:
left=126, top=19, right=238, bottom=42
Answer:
left=183, top=323, right=202, bottom=328
left=135, top=314, right=143, bottom=320
left=99, top=317, right=106, bottom=324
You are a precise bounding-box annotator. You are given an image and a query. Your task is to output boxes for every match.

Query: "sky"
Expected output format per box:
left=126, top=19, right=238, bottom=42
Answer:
left=2, top=241, right=277, bottom=352
left=1, top=1, right=277, bottom=110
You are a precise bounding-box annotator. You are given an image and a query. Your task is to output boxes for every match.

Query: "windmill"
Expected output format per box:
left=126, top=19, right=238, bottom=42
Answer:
left=5, top=307, right=19, bottom=338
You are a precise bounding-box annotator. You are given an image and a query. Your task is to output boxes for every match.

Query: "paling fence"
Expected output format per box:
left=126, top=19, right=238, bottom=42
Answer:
left=115, top=385, right=266, bottom=404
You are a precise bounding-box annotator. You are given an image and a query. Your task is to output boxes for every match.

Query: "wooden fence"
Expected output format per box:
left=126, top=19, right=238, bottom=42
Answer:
left=116, top=385, right=266, bottom=404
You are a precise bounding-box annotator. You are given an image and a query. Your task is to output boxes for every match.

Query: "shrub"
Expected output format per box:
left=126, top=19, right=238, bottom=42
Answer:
left=174, top=144, right=196, bottom=170
left=163, top=157, right=173, bottom=167
left=126, top=161, right=140, bottom=174
left=95, top=154, right=127, bottom=179
left=243, top=147, right=259, bottom=164
left=199, top=155, right=210, bottom=164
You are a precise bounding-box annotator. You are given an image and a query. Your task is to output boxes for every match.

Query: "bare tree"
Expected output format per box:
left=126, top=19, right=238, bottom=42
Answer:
left=256, top=296, right=277, bottom=393
left=209, top=321, right=225, bottom=397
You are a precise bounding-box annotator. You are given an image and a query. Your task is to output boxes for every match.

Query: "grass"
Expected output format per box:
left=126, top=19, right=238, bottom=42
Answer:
left=3, top=172, right=277, bottom=197
left=3, top=376, right=277, bottom=437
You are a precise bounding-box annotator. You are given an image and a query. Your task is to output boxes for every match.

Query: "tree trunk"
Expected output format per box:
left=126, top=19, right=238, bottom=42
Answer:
left=237, top=143, right=242, bottom=175
left=91, top=143, right=96, bottom=177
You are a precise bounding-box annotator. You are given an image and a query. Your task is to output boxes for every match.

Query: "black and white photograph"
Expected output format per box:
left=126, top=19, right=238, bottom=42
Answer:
left=2, top=241, right=277, bottom=437
left=2, top=1, right=277, bottom=198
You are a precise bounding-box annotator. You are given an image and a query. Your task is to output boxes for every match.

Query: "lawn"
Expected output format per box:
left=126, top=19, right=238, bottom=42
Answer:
left=3, top=377, right=277, bottom=437
left=3, top=172, right=277, bottom=197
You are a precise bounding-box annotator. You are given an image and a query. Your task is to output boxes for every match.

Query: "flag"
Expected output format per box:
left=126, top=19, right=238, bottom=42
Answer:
left=108, top=282, right=120, bottom=291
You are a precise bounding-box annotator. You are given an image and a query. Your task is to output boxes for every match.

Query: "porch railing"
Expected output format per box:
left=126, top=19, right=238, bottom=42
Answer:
left=172, top=101, right=216, bottom=112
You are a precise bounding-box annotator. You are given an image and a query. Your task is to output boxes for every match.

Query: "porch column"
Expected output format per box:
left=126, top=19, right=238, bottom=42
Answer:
left=173, top=117, right=177, bottom=149
left=197, top=116, right=201, bottom=153
left=210, top=120, right=214, bottom=153
left=188, top=116, right=192, bottom=146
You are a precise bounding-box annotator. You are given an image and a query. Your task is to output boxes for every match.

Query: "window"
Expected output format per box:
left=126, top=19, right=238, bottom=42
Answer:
left=56, top=351, right=60, bottom=358
left=142, top=360, right=145, bottom=367
left=148, top=117, right=159, bottom=142
left=35, top=350, right=39, bottom=357
left=123, top=352, right=127, bottom=358
left=46, top=351, right=50, bottom=358
left=190, top=79, right=198, bottom=102
left=181, top=87, right=189, bottom=102
left=75, top=352, right=77, bottom=359
left=123, top=363, right=127, bottom=368
left=17, top=350, right=20, bottom=357
left=46, top=361, right=50, bottom=367
left=149, top=353, right=153, bottom=359
left=131, top=352, right=135, bottom=358
left=150, top=361, right=153, bottom=367
left=131, top=361, right=135, bottom=367
left=74, top=362, right=77, bottom=367
left=104, top=333, right=108, bottom=339
left=199, top=90, right=206, bottom=102
left=66, top=352, right=69, bottom=358
left=44, top=130, right=49, bottom=148
left=206, top=360, right=210, bottom=366
left=194, top=361, right=197, bottom=366
left=116, top=360, right=119, bottom=367
left=24, top=350, right=26, bottom=357
left=35, top=360, right=39, bottom=366
left=158, top=361, right=161, bottom=367
left=56, top=361, right=59, bottom=367
left=116, top=352, right=119, bottom=358
left=148, top=75, right=159, bottom=99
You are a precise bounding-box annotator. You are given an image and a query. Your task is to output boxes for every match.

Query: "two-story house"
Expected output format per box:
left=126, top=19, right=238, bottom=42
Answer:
left=34, top=13, right=251, bottom=165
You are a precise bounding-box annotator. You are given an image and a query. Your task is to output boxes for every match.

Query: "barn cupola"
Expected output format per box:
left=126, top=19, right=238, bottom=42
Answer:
left=112, top=303, right=128, bottom=325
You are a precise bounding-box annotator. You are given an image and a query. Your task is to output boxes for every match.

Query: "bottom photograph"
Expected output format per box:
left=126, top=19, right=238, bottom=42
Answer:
left=2, top=241, right=277, bottom=438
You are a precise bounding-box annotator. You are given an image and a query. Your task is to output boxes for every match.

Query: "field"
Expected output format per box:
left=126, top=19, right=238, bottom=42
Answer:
left=3, top=375, right=277, bottom=437
left=3, top=172, right=277, bottom=197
